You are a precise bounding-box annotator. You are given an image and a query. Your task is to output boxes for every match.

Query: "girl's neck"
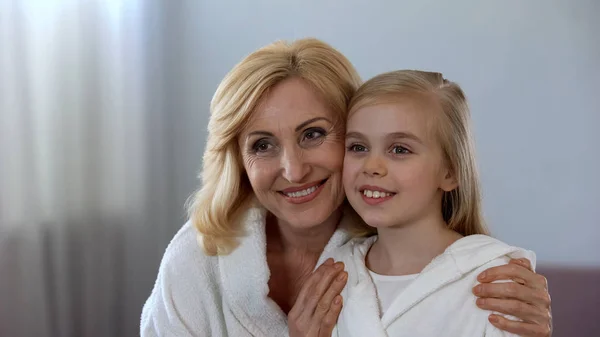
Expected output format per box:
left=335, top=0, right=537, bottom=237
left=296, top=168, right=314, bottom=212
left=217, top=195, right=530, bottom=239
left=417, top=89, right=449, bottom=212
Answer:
left=366, top=211, right=463, bottom=276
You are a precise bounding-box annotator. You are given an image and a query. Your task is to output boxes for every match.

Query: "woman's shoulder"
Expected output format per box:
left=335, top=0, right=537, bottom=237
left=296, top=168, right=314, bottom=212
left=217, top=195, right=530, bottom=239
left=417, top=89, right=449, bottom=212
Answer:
left=159, top=206, right=269, bottom=275
left=141, top=222, right=225, bottom=335
left=157, top=221, right=219, bottom=280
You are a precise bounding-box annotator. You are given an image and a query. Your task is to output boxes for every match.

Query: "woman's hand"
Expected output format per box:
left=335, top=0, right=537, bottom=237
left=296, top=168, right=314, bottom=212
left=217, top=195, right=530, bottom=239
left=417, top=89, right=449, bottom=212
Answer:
left=288, top=258, right=348, bottom=337
left=473, top=258, right=552, bottom=337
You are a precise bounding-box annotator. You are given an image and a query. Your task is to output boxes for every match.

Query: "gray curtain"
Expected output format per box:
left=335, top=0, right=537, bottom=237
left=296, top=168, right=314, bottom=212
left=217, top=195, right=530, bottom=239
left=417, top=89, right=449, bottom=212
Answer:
left=0, top=1, right=189, bottom=336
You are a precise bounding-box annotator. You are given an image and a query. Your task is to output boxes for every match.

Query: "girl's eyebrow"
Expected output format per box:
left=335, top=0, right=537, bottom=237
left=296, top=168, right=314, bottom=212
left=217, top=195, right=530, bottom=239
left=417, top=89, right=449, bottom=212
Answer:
left=345, top=131, right=364, bottom=139
left=346, top=131, right=423, bottom=145
left=386, top=131, right=424, bottom=145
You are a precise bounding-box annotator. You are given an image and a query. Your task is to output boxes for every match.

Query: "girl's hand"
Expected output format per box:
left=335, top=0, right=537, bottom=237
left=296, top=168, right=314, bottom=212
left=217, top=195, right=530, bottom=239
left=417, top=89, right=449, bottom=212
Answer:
left=474, top=258, right=552, bottom=337
left=288, top=258, right=348, bottom=337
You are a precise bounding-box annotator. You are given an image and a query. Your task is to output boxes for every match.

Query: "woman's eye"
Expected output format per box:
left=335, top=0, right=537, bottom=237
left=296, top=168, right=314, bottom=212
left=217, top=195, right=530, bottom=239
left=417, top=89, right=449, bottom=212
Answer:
left=253, top=140, right=273, bottom=153
left=347, top=144, right=367, bottom=152
left=303, top=128, right=325, bottom=141
left=391, top=146, right=410, bottom=154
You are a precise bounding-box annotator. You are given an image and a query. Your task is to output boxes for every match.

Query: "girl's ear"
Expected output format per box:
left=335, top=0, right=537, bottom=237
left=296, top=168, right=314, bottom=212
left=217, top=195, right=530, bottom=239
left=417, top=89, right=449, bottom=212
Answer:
left=440, top=167, right=458, bottom=192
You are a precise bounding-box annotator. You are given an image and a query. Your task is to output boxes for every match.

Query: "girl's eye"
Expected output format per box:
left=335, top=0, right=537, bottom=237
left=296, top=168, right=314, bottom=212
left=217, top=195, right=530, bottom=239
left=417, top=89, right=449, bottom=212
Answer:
left=302, top=128, right=326, bottom=141
left=347, top=144, right=367, bottom=152
left=391, top=146, right=410, bottom=155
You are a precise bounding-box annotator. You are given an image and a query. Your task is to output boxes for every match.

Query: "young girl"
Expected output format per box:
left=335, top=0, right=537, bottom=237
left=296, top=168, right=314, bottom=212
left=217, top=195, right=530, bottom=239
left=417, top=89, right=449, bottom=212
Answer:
left=328, top=70, right=535, bottom=336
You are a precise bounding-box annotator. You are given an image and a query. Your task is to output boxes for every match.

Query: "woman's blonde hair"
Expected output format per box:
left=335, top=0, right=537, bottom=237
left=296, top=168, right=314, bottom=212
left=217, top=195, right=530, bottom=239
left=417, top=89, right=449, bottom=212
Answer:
left=187, top=38, right=362, bottom=255
left=348, top=70, right=489, bottom=236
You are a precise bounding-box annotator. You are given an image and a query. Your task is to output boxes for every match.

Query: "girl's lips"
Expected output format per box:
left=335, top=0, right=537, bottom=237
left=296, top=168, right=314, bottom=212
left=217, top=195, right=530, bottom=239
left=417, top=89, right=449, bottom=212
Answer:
left=360, top=191, right=395, bottom=205
left=359, top=185, right=395, bottom=194
left=358, top=185, right=396, bottom=206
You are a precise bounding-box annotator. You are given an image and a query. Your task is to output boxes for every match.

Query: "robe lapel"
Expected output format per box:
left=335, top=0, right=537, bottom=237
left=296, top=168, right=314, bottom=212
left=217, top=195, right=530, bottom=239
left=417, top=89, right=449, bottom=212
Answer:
left=341, top=236, right=389, bottom=337
left=219, top=207, right=288, bottom=336
left=380, top=255, right=462, bottom=328
left=219, top=206, right=358, bottom=336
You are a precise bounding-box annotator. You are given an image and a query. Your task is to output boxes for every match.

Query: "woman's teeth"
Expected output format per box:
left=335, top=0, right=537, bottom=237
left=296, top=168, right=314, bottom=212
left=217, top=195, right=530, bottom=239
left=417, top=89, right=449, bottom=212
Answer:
left=363, top=190, right=393, bottom=198
left=285, top=185, right=318, bottom=198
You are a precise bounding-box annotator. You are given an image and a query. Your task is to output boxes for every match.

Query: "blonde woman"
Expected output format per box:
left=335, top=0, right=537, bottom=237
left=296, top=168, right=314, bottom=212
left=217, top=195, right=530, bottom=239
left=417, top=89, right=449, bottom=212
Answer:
left=140, top=39, right=552, bottom=337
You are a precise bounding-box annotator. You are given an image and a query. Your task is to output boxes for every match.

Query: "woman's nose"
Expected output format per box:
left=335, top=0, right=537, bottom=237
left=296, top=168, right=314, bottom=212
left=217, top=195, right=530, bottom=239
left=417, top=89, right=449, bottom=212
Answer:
left=281, top=148, right=311, bottom=183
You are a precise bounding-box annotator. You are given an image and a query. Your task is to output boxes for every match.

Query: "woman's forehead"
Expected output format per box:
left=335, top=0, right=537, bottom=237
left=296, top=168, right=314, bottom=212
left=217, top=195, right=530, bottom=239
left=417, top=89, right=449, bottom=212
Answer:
left=244, top=78, right=336, bottom=132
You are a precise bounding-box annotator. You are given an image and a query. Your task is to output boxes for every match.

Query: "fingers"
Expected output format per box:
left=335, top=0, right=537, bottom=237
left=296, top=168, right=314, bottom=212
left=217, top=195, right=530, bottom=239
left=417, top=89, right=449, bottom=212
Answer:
left=296, top=260, right=344, bottom=317
left=323, top=258, right=335, bottom=266
left=288, top=259, right=346, bottom=337
left=473, top=282, right=551, bottom=309
left=477, top=262, right=546, bottom=290
left=510, top=259, right=550, bottom=293
left=313, top=270, right=347, bottom=319
left=476, top=260, right=553, bottom=336
left=318, top=295, right=343, bottom=337
left=306, top=262, right=345, bottom=315
left=510, top=258, right=533, bottom=271
left=295, top=258, right=336, bottom=308
left=476, top=297, right=548, bottom=325
left=488, top=314, right=551, bottom=337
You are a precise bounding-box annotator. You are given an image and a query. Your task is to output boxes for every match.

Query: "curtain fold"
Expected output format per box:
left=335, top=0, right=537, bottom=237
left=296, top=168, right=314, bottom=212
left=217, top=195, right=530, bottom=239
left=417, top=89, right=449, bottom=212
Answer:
left=0, top=1, right=181, bottom=336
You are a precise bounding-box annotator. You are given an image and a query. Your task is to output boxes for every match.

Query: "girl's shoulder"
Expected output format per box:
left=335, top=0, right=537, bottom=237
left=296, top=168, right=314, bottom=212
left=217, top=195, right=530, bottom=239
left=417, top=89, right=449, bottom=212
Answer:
left=443, top=234, right=537, bottom=273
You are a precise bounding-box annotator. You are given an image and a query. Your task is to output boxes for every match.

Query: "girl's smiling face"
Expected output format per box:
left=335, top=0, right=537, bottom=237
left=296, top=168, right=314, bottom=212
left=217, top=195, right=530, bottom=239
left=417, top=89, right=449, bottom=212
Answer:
left=343, top=98, right=457, bottom=228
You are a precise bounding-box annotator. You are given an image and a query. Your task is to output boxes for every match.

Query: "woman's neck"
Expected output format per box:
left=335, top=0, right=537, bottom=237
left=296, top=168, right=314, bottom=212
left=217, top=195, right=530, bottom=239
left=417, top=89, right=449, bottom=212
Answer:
left=366, top=211, right=463, bottom=276
left=265, top=207, right=343, bottom=314
left=266, top=207, right=342, bottom=254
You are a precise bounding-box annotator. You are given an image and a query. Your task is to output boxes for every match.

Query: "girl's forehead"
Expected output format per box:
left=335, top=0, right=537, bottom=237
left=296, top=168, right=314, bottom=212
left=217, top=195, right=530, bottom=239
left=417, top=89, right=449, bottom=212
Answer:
left=348, top=97, right=440, bottom=125
left=346, top=99, right=444, bottom=146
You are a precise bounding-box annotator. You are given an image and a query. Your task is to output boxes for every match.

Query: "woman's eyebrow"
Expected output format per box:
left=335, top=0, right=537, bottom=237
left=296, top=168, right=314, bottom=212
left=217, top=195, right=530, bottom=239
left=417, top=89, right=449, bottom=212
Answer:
left=295, top=117, right=331, bottom=132
left=246, top=117, right=331, bottom=139
left=247, top=131, right=274, bottom=138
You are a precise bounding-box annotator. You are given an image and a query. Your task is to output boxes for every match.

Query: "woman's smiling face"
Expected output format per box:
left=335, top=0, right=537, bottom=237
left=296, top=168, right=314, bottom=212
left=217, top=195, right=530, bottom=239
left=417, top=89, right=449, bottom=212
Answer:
left=238, top=77, right=346, bottom=230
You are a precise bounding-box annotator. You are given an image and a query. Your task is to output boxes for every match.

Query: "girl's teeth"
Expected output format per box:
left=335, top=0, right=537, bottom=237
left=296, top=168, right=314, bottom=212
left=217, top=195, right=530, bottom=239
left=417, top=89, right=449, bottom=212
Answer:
left=362, top=190, right=392, bottom=198
left=285, top=185, right=318, bottom=198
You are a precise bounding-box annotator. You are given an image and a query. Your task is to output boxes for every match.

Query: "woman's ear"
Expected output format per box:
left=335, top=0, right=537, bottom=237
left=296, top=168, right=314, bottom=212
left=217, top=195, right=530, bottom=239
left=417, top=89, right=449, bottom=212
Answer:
left=440, top=167, right=458, bottom=192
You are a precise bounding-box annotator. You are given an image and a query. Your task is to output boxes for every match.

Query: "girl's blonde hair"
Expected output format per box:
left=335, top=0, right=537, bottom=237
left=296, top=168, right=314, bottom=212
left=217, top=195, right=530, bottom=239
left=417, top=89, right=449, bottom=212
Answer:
left=348, top=70, right=489, bottom=236
left=188, top=38, right=363, bottom=255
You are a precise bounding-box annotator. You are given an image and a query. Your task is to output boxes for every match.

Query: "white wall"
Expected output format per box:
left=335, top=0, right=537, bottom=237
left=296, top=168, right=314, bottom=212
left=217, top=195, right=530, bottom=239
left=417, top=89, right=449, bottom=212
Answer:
left=165, top=0, right=600, bottom=266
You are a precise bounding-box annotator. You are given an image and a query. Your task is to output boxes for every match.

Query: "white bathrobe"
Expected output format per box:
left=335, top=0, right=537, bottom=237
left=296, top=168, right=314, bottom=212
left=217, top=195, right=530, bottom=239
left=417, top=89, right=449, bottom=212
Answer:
left=326, top=235, right=536, bottom=337
left=140, top=206, right=355, bottom=337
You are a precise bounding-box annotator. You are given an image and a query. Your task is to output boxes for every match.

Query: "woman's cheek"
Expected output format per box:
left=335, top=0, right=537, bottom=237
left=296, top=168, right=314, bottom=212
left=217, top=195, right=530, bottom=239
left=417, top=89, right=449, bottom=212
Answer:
left=245, top=158, right=278, bottom=191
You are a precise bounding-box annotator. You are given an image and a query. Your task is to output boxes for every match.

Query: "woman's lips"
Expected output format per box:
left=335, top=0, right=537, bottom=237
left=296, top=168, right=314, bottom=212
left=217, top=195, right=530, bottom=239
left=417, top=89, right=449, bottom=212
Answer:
left=279, top=179, right=328, bottom=204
